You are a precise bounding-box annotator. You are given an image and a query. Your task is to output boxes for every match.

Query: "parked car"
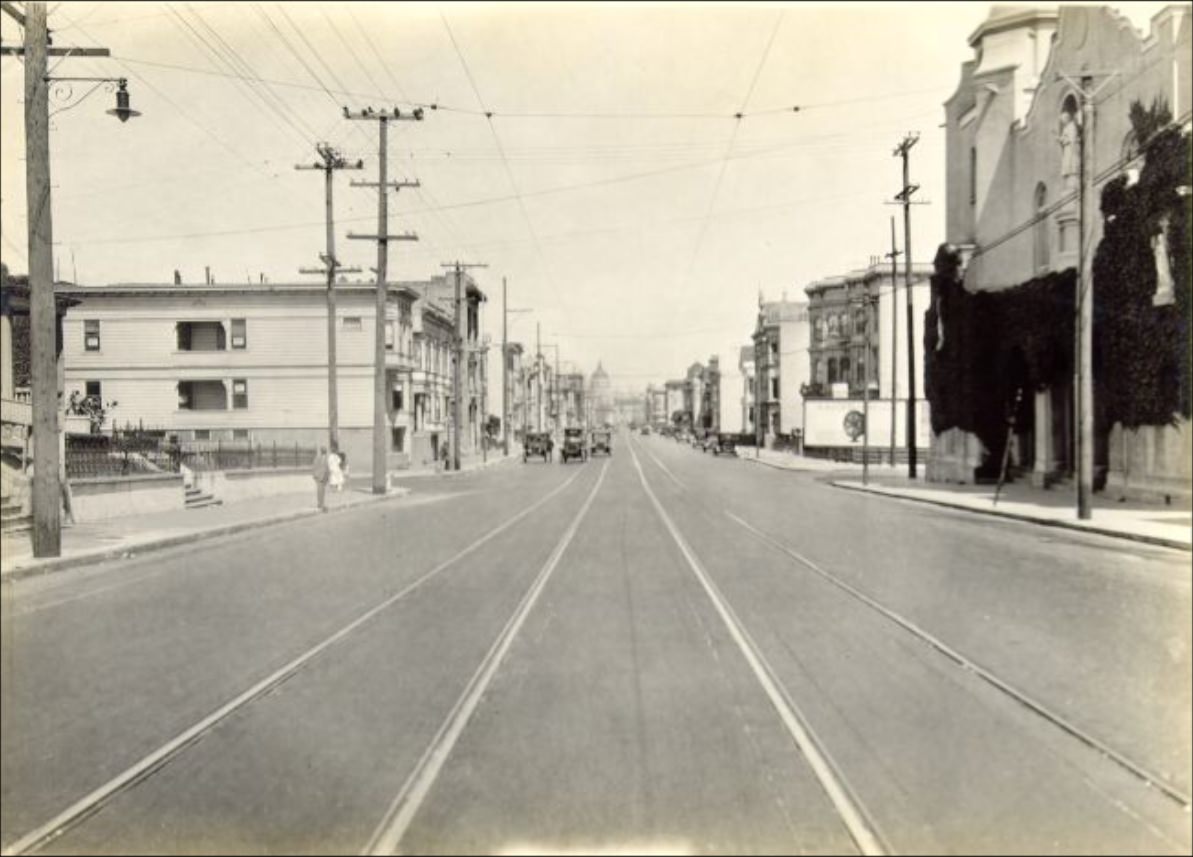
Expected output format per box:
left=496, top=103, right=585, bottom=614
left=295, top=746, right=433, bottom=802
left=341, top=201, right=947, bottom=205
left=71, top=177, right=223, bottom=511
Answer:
left=590, top=428, right=613, bottom=457
left=560, top=427, right=588, bottom=463
left=706, top=432, right=737, bottom=456
left=523, top=431, right=552, bottom=463
left=639, top=426, right=651, bottom=435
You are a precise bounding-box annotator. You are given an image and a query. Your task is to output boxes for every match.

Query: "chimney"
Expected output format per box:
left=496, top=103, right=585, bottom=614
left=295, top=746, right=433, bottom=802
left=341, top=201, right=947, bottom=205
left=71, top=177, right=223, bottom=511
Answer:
left=173, top=269, right=182, bottom=285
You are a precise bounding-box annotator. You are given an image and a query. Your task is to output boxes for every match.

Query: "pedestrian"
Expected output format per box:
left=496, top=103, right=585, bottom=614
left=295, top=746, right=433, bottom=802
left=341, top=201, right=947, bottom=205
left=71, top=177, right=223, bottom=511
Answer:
left=339, top=450, right=350, bottom=485
left=328, top=447, right=344, bottom=493
left=311, top=445, right=330, bottom=512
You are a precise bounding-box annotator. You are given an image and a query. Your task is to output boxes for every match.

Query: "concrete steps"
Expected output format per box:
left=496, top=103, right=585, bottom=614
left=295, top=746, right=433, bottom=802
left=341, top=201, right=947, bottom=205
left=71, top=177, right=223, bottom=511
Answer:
left=0, top=492, right=30, bottom=533
left=184, top=485, right=222, bottom=510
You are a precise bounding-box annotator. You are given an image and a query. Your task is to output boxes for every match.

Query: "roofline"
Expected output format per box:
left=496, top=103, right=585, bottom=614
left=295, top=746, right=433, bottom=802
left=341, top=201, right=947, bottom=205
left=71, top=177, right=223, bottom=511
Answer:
left=968, top=7, right=1059, bottom=48
left=54, top=282, right=425, bottom=301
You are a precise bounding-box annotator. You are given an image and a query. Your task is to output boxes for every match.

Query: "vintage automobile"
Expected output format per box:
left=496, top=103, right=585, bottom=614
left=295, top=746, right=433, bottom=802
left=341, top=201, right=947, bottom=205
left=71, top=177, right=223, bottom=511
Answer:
left=704, top=431, right=738, bottom=456
left=560, top=427, right=588, bottom=463
left=523, top=431, right=553, bottom=463
left=590, top=429, right=613, bottom=457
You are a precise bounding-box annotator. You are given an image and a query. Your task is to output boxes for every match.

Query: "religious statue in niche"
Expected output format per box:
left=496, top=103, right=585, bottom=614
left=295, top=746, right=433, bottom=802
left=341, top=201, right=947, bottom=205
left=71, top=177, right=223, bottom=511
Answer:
left=1057, top=104, right=1081, bottom=191
left=1151, top=214, right=1175, bottom=307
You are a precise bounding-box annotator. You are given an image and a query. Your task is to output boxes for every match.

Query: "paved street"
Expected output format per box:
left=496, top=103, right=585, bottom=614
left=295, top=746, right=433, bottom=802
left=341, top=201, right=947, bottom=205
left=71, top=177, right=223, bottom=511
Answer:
left=1, top=428, right=1188, bottom=855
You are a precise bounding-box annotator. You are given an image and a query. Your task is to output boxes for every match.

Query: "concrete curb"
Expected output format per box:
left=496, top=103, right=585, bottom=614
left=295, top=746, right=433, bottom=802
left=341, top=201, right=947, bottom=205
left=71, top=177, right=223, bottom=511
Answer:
left=1, top=486, right=411, bottom=582
left=741, top=453, right=866, bottom=476
left=830, top=480, right=1191, bottom=552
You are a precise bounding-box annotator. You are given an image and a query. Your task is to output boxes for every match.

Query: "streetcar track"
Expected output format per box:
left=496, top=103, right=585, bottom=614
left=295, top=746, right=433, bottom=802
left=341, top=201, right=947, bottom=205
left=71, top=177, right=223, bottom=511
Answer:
left=632, top=435, right=1192, bottom=813
left=1, top=466, right=589, bottom=857
left=725, top=509, right=1193, bottom=812
left=628, top=442, right=887, bottom=856
left=364, top=459, right=610, bottom=856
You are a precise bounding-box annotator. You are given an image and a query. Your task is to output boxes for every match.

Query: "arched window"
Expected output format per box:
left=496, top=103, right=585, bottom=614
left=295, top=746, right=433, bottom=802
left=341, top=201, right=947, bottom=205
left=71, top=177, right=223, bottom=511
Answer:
left=1034, top=182, right=1049, bottom=272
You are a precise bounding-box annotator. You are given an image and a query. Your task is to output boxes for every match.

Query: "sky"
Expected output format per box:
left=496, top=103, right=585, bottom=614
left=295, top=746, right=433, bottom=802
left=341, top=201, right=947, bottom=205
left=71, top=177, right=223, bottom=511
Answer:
left=0, top=1, right=1174, bottom=405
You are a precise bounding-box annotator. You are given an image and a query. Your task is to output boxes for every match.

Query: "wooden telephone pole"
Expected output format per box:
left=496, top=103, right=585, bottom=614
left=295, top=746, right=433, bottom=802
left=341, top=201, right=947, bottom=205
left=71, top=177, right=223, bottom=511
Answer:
left=6, top=1, right=113, bottom=557
left=296, top=143, right=362, bottom=453
left=440, top=261, right=488, bottom=472
left=892, top=132, right=927, bottom=479
left=345, top=106, right=423, bottom=494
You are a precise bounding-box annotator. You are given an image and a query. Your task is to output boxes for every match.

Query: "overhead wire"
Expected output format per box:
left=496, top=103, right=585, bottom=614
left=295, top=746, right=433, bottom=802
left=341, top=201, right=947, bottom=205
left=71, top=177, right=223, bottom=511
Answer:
left=680, top=10, right=785, bottom=305
left=440, top=11, right=567, bottom=316
left=167, top=4, right=316, bottom=150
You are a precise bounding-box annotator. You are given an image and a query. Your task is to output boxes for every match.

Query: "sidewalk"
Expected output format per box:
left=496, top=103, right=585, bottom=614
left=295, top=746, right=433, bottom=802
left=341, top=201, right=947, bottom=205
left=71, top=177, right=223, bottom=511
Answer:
left=2, top=450, right=523, bottom=580
left=831, top=473, right=1192, bottom=552
left=389, top=446, right=519, bottom=480
left=741, top=446, right=883, bottom=474
left=0, top=485, right=407, bottom=581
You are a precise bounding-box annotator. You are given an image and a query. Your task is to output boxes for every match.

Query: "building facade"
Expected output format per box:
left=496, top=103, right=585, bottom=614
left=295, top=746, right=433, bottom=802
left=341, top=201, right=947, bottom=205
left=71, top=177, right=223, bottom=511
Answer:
left=800, top=261, right=933, bottom=454
left=58, top=281, right=422, bottom=473
left=932, top=4, right=1191, bottom=496
left=739, top=345, right=755, bottom=436
left=752, top=297, right=810, bottom=444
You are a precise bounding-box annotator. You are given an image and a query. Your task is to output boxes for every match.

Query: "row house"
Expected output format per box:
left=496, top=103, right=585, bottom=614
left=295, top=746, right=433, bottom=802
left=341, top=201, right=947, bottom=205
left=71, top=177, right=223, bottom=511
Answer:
left=699, top=356, right=721, bottom=432
left=931, top=4, right=1191, bottom=498
left=521, top=350, right=555, bottom=434
left=751, top=297, right=810, bottom=444
left=504, top=342, right=529, bottom=442
left=410, top=273, right=488, bottom=460
left=738, top=345, right=755, bottom=436
left=58, top=281, right=420, bottom=473
left=643, top=384, right=667, bottom=427
left=801, top=261, right=932, bottom=455
left=558, top=371, right=586, bottom=428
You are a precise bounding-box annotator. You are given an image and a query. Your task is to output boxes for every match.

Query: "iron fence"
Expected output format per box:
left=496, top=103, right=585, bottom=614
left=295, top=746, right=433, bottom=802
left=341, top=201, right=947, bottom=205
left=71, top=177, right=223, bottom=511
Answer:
left=65, top=435, right=319, bottom=478
left=181, top=442, right=317, bottom=472
left=65, top=435, right=181, bottom=479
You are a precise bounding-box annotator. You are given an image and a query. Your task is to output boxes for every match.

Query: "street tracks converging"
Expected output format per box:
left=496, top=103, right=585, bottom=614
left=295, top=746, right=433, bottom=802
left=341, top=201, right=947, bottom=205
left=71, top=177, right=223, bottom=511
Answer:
left=2, top=463, right=605, bottom=857
left=628, top=434, right=1193, bottom=818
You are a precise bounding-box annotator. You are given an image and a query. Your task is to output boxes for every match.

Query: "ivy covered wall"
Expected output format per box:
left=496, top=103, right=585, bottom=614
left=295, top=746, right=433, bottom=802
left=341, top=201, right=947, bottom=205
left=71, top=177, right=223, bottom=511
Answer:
left=925, top=101, right=1191, bottom=473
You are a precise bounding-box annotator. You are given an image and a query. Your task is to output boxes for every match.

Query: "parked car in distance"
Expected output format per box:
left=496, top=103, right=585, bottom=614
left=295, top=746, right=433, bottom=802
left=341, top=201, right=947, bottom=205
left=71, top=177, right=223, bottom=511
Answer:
left=560, top=427, right=588, bottom=463
left=706, top=432, right=737, bottom=456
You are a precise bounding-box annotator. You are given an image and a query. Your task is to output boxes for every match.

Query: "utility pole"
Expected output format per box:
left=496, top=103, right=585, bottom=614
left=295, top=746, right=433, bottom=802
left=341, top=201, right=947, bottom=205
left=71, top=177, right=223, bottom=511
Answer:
left=854, top=279, right=878, bottom=485
left=9, top=2, right=113, bottom=558
left=296, top=143, right=363, bottom=453
left=346, top=106, right=423, bottom=494
left=1057, top=71, right=1115, bottom=519
left=440, top=261, right=488, bottom=472
left=893, top=132, right=924, bottom=479
left=886, top=216, right=901, bottom=467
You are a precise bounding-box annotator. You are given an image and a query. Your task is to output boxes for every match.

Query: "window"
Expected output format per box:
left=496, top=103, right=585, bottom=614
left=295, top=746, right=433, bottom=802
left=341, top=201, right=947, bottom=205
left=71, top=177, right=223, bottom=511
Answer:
left=385, top=322, right=394, bottom=351
left=343, top=316, right=362, bottom=331
left=771, top=378, right=779, bottom=400
left=230, top=318, right=246, bottom=349
left=392, top=386, right=404, bottom=412
left=391, top=426, right=406, bottom=452
left=178, top=380, right=228, bottom=411
left=969, top=147, right=977, bottom=206
left=85, top=380, right=101, bottom=400
left=840, top=357, right=850, bottom=382
left=232, top=379, right=248, bottom=409
left=1034, top=182, right=1050, bottom=271
left=177, top=321, right=226, bottom=351
left=84, top=320, right=100, bottom=351
left=194, top=429, right=211, bottom=441
left=233, top=429, right=250, bottom=440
